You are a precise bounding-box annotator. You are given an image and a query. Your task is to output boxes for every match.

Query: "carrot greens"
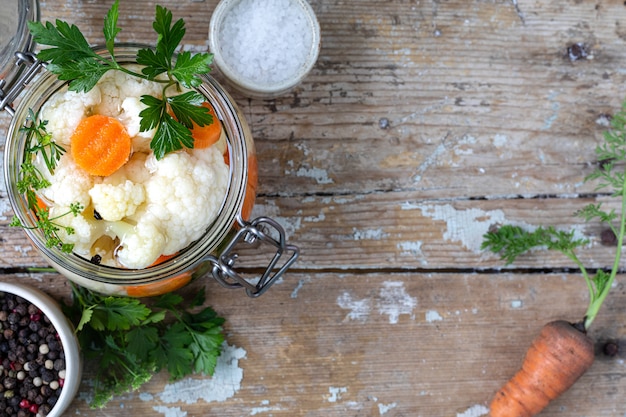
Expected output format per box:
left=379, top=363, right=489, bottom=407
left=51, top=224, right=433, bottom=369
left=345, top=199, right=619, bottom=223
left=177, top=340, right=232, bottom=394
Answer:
left=482, top=100, right=626, bottom=331
left=27, top=0, right=214, bottom=159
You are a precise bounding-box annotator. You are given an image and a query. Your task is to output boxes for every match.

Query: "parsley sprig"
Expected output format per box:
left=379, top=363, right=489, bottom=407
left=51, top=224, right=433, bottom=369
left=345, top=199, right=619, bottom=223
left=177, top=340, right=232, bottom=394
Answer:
left=27, top=0, right=215, bottom=159
left=482, top=99, right=626, bottom=331
left=65, top=284, right=225, bottom=408
left=10, top=109, right=82, bottom=253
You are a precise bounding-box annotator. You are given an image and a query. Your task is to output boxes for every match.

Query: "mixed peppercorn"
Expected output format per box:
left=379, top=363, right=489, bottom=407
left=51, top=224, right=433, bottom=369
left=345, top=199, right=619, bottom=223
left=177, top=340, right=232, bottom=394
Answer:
left=0, top=292, right=65, bottom=417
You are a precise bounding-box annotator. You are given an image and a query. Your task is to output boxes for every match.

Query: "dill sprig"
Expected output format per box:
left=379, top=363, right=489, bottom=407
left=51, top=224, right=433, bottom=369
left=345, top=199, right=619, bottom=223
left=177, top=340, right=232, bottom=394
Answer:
left=10, top=108, right=82, bottom=253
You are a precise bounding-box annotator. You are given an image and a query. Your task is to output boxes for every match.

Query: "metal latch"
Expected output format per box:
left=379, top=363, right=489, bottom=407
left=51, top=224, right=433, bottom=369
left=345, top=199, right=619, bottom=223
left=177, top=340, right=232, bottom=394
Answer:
left=208, top=216, right=300, bottom=297
left=0, top=51, right=45, bottom=117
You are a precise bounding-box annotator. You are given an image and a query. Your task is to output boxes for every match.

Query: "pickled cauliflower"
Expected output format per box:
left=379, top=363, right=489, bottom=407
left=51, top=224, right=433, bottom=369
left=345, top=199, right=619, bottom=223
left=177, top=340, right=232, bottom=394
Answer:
left=36, top=70, right=229, bottom=269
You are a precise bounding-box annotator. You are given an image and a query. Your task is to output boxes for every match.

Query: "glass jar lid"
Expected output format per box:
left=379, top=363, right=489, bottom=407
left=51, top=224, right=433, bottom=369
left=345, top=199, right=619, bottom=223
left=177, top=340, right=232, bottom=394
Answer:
left=0, top=0, right=39, bottom=107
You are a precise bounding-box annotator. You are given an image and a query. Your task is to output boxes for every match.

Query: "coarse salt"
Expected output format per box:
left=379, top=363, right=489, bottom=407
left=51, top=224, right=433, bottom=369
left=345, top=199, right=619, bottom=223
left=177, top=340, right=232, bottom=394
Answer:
left=217, top=0, right=314, bottom=87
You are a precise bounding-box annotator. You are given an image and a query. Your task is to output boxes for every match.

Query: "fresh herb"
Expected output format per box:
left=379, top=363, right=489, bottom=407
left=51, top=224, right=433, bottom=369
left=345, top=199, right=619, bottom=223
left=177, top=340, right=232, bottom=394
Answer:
left=10, top=109, right=82, bottom=253
left=482, top=100, right=626, bottom=331
left=27, top=0, right=214, bottom=160
left=64, top=284, right=225, bottom=408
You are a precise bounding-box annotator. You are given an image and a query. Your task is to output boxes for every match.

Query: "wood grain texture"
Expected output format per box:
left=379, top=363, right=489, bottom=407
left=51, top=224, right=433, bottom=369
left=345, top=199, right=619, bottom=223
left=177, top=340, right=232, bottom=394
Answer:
left=2, top=0, right=626, bottom=416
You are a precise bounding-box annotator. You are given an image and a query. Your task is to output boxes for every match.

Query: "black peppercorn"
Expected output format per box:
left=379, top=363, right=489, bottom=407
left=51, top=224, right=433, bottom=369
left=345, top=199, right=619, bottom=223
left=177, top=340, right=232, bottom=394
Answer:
left=0, top=292, right=66, bottom=417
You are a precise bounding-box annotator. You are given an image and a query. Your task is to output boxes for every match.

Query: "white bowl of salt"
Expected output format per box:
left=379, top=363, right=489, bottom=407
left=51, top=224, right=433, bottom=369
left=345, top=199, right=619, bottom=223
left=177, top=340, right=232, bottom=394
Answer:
left=209, top=0, right=320, bottom=99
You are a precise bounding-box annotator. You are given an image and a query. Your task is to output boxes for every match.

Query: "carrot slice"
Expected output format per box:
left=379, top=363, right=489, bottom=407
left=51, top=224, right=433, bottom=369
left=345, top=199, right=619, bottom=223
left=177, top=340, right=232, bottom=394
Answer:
left=241, top=154, right=258, bottom=220
left=70, top=115, right=131, bottom=177
left=190, top=102, right=222, bottom=149
left=125, top=272, right=192, bottom=297
left=149, top=253, right=178, bottom=267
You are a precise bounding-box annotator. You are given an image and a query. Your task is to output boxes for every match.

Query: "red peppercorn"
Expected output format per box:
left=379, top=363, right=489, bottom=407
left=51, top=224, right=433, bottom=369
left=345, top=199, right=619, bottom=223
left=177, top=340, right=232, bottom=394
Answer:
left=59, top=378, right=64, bottom=388
left=29, top=403, right=39, bottom=414
left=29, top=313, right=41, bottom=322
left=19, top=399, right=30, bottom=409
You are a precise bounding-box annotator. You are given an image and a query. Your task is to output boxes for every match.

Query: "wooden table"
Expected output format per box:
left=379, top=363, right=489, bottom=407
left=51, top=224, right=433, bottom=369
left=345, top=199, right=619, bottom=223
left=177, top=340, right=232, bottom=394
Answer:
left=2, top=0, right=626, bottom=416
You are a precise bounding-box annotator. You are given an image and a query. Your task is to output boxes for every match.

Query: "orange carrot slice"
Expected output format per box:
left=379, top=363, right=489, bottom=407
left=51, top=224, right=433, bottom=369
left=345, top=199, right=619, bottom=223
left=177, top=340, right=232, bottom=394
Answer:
left=70, top=115, right=132, bottom=177
left=125, top=272, right=192, bottom=297
left=149, top=253, right=178, bottom=267
left=241, top=154, right=258, bottom=220
left=190, top=102, right=222, bottom=149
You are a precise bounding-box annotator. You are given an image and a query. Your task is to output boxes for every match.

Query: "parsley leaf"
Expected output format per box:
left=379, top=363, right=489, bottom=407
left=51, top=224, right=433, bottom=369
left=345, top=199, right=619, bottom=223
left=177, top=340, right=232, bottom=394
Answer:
left=150, top=113, right=195, bottom=159
left=27, top=20, right=97, bottom=65
left=173, top=51, right=213, bottom=88
left=169, top=91, right=212, bottom=127
left=63, top=284, right=226, bottom=408
left=153, top=5, right=186, bottom=61
left=103, top=0, right=121, bottom=58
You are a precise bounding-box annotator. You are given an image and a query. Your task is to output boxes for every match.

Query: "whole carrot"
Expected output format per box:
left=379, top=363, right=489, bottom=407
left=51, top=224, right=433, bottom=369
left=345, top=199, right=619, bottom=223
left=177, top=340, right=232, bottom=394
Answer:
left=489, top=320, right=594, bottom=417
left=483, top=100, right=626, bottom=415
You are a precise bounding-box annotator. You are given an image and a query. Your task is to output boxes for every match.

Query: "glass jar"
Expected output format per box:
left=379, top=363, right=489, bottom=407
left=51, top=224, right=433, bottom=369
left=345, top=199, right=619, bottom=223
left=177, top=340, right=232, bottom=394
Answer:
left=2, top=44, right=299, bottom=297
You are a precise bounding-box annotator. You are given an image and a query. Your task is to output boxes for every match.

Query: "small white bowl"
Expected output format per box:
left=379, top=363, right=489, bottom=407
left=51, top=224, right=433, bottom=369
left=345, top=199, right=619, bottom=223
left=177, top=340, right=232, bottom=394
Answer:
left=0, top=282, right=82, bottom=417
left=209, top=0, right=321, bottom=99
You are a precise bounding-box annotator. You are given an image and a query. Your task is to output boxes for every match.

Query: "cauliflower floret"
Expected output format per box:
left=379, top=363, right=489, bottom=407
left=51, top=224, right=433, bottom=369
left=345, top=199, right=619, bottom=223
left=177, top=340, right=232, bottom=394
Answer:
left=104, top=152, right=152, bottom=185
left=118, top=97, right=156, bottom=153
left=89, top=180, right=146, bottom=222
left=49, top=205, right=105, bottom=257
left=141, top=146, right=229, bottom=255
left=39, top=87, right=101, bottom=146
left=38, top=154, right=97, bottom=209
left=107, top=218, right=166, bottom=269
left=94, top=67, right=163, bottom=117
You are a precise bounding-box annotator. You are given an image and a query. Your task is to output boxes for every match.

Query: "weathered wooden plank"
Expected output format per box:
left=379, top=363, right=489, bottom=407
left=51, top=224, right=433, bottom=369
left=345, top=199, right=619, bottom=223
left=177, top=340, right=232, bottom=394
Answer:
left=2, top=270, right=624, bottom=417
left=0, top=1, right=623, bottom=200
left=1, top=193, right=623, bottom=270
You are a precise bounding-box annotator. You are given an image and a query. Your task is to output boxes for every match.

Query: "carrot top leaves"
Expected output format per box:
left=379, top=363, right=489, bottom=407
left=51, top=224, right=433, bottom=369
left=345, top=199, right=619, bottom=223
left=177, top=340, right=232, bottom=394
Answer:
left=482, top=100, right=626, bottom=331
left=27, top=0, right=214, bottom=160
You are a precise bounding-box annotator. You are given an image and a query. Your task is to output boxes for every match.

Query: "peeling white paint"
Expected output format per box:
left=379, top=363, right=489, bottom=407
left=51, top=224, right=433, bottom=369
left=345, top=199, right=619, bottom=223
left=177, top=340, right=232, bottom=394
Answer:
left=13, top=246, right=33, bottom=256
left=425, top=310, right=443, bottom=322
left=251, top=202, right=301, bottom=237
left=542, top=91, right=561, bottom=130
left=413, top=142, right=446, bottom=182
left=353, top=228, right=387, bottom=240
left=457, top=404, right=489, bottom=417
left=492, top=134, right=507, bottom=147
left=418, top=204, right=508, bottom=253
left=153, top=405, right=188, bottom=417
left=250, top=401, right=282, bottom=415
left=296, top=167, right=334, bottom=184
left=454, top=135, right=477, bottom=157
left=294, top=142, right=311, bottom=156
left=139, top=392, right=154, bottom=401
left=400, top=201, right=420, bottom=210
left=397, top=241, right=424, bottom=257
left=291, top=278, right=308, bottom=298
left=328, top=386, right=348, bottom=403
left=158, top=343, right=246, bottom=404
left=337, top=292, right=371, bottom=322
left=304, top=211, right=326, bottom=222
left=377, top=281, right=417, bottom=324
left=378, top=402, right=398, bottom=415
left=511, top=299, right=523, bottom=309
